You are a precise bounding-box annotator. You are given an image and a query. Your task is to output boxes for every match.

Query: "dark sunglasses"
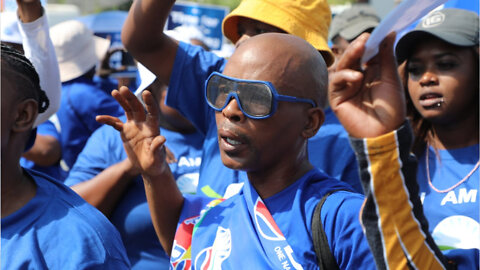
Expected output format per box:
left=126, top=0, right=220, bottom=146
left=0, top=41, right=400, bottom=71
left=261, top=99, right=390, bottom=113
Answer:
left=205, top=72, right=317, bottom=119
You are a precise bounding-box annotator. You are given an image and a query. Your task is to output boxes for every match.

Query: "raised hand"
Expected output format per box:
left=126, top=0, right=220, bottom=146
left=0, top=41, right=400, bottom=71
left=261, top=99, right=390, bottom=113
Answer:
left=97, top=86, right=169, bottom=178
left=328, top=32, right=406, bottom=138
left=16, top=0, right=42, bottom=22
left=97, top=86, right=183, bottom=253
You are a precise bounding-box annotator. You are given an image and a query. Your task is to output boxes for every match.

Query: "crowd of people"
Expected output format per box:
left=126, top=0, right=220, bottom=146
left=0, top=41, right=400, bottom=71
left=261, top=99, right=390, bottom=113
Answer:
left=1, top=0, right=478, bottom=269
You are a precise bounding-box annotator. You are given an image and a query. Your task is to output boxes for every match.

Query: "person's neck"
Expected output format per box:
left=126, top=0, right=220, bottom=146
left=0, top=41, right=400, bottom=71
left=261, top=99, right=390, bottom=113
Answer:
left=1, top=164, right=37, bottom=218
left=430, top=113, right=479, bottom=150
left=247, top=155, right=313, bottom=200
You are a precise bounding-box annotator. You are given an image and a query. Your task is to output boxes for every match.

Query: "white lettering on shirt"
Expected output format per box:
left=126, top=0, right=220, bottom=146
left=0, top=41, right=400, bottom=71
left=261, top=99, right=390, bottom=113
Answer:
left=441, top=189, right=478, bottom=205
left=282, top=260, right=291, bottom=270
left=284, top=246, right=303, bottom=270
left=458, top=189, right=477, bottom=204
left=273, top=246, right=303, bottom=270
left=177, top=156, right=202, bottom=167
left=275, top=246, right=286, bottom=261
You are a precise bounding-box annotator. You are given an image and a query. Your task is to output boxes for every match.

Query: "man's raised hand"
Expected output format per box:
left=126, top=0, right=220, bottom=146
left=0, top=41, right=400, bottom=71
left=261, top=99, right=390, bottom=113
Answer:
left=97, top=86, right=169, bottom=178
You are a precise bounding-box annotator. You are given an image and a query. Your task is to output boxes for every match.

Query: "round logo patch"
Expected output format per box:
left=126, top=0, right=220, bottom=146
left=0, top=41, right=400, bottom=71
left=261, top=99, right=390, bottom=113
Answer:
left=422, top=11, right=445, bottom=28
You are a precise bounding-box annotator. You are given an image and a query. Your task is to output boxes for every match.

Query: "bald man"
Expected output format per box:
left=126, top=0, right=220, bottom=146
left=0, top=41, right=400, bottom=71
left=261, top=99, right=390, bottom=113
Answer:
left=122, top=0, right=363, bottom=199
left=98, top=33, right=375, bottom=269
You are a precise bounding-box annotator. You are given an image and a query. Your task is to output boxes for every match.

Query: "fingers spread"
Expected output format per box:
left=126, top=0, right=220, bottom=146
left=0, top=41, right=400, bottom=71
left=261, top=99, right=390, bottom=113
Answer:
left=120, top=86, right=147, bottom=122
left=112, top=89, right=134, bottom=120
left=96, top=115, right=124, bottom=131
left=143, top=90, right=161, bottom=126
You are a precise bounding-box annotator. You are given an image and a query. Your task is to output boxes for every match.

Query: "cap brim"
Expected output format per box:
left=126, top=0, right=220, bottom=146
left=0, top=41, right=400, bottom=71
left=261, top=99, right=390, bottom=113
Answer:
left=395, top=30, right=476, bottom=63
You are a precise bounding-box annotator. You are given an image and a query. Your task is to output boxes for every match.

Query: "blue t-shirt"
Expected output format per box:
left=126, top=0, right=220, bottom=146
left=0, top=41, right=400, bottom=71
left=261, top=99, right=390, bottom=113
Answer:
left=20, top=120, right=63, bottom=181
left=166, top=42, right=362, bottom=198
left=417, top=144, right=479, bottom=268
left=57, top=76, right=124, bottom=171
left=172, top=169, right=374, bottom=269
left=65, top=115, right=204, bottom=269
left=1, top=169, right=130, bottom=269
left=308, top=107, right=362, bottom=192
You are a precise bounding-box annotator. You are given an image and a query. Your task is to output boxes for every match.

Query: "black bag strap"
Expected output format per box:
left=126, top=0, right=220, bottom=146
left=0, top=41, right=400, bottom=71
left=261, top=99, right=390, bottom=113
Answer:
left=312, top=189, right=349, bottom=270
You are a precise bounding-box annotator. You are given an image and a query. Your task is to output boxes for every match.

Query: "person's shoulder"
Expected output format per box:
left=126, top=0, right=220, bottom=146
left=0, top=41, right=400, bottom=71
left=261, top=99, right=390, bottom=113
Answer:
left=23, top=170, right=130, bottom=268
left=301, top=169, right=363, bottom=209
left=29, top=170, right=111, bottom=227
left=304, top=169, right=358, bottom=192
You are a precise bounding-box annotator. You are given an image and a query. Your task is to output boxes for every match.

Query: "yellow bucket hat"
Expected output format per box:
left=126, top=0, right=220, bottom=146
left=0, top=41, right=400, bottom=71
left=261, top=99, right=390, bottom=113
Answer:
left=222, top=0, right=334, bottom=66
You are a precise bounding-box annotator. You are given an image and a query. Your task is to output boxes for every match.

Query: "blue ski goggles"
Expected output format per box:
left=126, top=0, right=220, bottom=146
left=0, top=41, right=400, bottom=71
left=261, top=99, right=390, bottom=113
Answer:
left=205, top=72, right=317, bottom=119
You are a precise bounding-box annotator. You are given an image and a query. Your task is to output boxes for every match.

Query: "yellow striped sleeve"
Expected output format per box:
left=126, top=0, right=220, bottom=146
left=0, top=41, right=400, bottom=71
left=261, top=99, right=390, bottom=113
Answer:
left=352, top=123, right=451, bottom=270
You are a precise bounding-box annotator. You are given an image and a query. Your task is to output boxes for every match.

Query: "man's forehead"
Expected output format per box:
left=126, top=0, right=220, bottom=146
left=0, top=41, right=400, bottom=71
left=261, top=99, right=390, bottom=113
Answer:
left=225, top=43, right=288, bottom=81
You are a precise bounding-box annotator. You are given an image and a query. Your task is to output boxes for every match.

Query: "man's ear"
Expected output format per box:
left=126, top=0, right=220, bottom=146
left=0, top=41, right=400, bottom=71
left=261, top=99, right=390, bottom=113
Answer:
left=12, top=99, right=38, bottom=133
left=302, top=107, right=324, bottom=139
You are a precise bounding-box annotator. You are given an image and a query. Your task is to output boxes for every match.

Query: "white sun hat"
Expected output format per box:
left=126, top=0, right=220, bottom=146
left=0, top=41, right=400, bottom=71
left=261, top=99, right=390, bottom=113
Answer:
left=49, top=20, right=111, bottom=82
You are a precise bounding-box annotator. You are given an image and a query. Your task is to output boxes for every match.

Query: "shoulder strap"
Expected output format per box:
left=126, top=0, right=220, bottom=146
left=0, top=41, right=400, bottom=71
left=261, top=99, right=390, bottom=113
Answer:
left=312, top=189, right=349, bottom=270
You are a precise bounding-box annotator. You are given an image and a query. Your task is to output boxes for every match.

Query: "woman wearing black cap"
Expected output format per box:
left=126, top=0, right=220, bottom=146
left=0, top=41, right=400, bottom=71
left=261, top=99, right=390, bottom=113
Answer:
left=396, top=8, right=479, bottom=269
left=329, top=7, right=478, bottom=270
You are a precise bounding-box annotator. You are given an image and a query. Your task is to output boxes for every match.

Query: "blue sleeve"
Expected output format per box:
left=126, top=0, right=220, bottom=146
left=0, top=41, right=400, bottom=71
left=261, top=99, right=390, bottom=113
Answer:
left=36, top=120, right=60, bottom=140
left=322, top=191, right=376, bottom=269
left=70, top=85, right=124, bottom=134
left=64, top=123, right=125, bottom=186
left=166, top=41, right=227, bottom=135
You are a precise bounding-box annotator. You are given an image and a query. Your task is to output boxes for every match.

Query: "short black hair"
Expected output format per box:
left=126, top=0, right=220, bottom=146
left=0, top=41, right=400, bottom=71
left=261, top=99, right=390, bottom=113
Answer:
left=1, top=43, right=49, bottom=113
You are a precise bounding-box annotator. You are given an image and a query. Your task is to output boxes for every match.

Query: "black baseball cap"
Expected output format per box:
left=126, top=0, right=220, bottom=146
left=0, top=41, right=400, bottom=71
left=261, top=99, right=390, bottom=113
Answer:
left=396, top=8, right=479, bottom=63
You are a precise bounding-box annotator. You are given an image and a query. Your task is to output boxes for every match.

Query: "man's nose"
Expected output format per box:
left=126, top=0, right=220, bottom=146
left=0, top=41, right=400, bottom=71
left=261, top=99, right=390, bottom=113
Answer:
left=222, top=97, right=246, bottom=122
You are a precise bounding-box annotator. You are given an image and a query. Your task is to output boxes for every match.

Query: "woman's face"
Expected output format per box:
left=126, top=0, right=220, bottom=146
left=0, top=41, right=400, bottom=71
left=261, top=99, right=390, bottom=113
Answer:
left=406, top=38, right=478, bottom=125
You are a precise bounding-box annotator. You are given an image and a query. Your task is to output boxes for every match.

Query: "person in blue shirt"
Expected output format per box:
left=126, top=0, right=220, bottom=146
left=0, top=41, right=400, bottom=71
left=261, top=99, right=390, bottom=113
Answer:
left=98, top=33, right=375, bottom=269
left=65, top=64, right=204, bottom=270
left=398, top=8, right=478, bottom=269
left=329, top=9, right=478, bottom=269
left=1, top=43, right=130, bottom=269
left=121, top=0, right=363, bottom=197
left=49, top=20, right=124, bottom=174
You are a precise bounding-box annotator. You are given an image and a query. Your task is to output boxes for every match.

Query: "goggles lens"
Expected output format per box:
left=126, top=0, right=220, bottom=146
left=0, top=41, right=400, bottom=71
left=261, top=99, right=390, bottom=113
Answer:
left=206, top=72, right=316, bottom=119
